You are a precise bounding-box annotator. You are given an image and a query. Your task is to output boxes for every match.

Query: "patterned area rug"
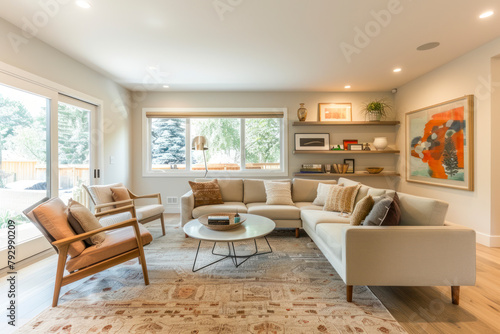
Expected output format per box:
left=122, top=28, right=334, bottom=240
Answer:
left=17, top=220, right=406, bottom=333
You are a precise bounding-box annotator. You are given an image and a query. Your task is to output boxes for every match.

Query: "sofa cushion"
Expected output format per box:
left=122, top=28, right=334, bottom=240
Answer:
left=350, top=195, right=375, bottom=226
left=66, top=223, right=152, bottom=272
left=243, top=179, right=290, bottom=204
left=324, top=183, right=361, bottom=213
left=292, top=178, right=337, bottom=202
left=192, top=202, right=248, bottom=218
left=189, top=179, right=224, bottom=207
left=363, top=194, right=401, bottom=226
left=295, top=202, right=323, bottom=211
left=316, top=223, right=345, bottom=261
left=136, top=204, right=164, bottom=220
left=398, top=193, right=448, bottom=226
left=246, top=202, right=300, bottom=220
left=217, top=179, right=244, bottom=202
left=312, top=183, right=340, bottom=206
left=301, top=210, right=350, bottom=232
left=265, top=181, right=294, bottom=205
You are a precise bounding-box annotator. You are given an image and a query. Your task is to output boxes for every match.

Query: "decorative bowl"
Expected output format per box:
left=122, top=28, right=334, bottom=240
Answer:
left=198, top=213, right=246, bottom=231
left=366, top=167, right=384, bottom=174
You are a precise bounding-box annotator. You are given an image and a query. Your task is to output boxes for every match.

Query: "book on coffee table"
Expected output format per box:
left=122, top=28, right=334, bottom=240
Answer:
left=207, top=216, right=230, bottom=225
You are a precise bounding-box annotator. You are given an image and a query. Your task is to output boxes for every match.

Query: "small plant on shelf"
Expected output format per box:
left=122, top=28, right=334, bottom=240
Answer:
left=361, top=98, right=393, bottom=121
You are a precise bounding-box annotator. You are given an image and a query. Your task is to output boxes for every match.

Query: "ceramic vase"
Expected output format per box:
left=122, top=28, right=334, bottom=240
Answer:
left=297, top=103, right=307, bottom=122
left=373, top=137, right=388, bottom=151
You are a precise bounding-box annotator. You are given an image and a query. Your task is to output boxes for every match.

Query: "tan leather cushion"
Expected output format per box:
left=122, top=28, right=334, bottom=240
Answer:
left=87, top=183, right=123, bottom=211
left=324, top=183, right=361, bottom=213
left=68, top=199, right=106, bottom=245
left=66, top=223, right=152, bottom=272
left=244, top=179, right=290, bottom=204
left=189, top=179, right=224, bottom=207
left=32, top=198, right=86, bottom=258
left=110, top=186, right=131, bottom=208
left=246, top=203, right=300, bottom=220
left=136, top=204, right=164, bottom=220
left=192, top=202, right=248, bottom=218
left=265, top=181, right=294, bottom=205
left=292, top=178, right=337, bottom=202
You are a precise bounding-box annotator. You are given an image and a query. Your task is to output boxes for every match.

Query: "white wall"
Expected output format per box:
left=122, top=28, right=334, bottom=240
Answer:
left=0, top=18, right=132, bottom=186
left=132, top=91, right=399, bottom=213
left=395, top=37, right=500, bottom=246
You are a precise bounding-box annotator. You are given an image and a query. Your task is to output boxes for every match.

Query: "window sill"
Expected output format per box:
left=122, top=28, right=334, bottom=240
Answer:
left=142, top=170, right=288, bottom=178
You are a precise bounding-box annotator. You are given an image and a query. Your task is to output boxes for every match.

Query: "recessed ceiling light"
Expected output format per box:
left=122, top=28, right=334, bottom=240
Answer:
left=417, top=42, right=440, bottom=51
left=163, top=85, right=169, bottom=88
left=344, top=85, right=351, bottom=89
left=393, top=68, right=402, bottom=73
left=75, top=0, right=92, bottom=9
left=479, top=10, right=494, bottom=19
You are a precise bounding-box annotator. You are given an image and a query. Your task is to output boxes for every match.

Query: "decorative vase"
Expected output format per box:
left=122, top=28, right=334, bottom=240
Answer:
left=368, top=111, right=382, bottom=121
left=373, top=137, right=388, bottom=151
left=297, top=103, right=307, bottom=122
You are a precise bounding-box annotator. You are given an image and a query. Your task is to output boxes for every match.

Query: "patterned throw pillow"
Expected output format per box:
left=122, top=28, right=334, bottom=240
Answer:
left=312, top=183, right=341, bottom=206
left=67, top=199, right=106, bottom=246
left=323, top=183, right=361, bottom=213
left=189, top=179, right=224, bottom=208
left=265, top=181, right=294, bottom=205
left=363, top=193, right=401, bottom=226
left=350, top=195, right=375, bottom=226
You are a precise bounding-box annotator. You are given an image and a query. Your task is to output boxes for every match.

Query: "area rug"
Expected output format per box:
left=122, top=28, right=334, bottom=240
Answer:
left=17, top=219, right=406, bottom=333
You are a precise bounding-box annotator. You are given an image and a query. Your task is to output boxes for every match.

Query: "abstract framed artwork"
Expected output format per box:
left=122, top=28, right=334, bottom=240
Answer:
left=343, top=139, right=358, bottom=150
left=406, top=95, right=474, bottom=191
left=295, top=133, right=330, bottom=151
left=318, top=103, right=352, bottom=122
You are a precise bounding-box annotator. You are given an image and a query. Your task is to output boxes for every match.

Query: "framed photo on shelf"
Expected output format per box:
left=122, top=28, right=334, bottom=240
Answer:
left=406, top=95, right=474, bottom=191
left=344, top=159, right=355, bottom=173
left=295, top=133, right=330, bottom=151
left=318, top=103, right=352, bottom=122
left=343, top=139, right=358, bottom=150
left=348, top=144, right=363, bottom=151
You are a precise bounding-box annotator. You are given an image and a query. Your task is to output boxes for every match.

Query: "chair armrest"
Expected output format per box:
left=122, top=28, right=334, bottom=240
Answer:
left=180, top=190, right=195, bottom=226
left=342, top=225, right=476, bottom=286
left=95, top=204, right=136, bottom=218
left=94, top=199, right=133, bottom=213
left=52, top=218, right=139, bottom=248
left=127, top=190, right=162, bottom=204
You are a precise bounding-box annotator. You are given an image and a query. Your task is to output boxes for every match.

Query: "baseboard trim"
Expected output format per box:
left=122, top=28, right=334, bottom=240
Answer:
left=476, top=231, right=500, bottom=247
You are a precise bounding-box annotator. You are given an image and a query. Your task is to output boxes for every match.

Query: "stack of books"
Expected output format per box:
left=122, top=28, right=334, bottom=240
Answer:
left=300, top=163, right=323, bottom=173
left=207, top=215, right=230, bottom=225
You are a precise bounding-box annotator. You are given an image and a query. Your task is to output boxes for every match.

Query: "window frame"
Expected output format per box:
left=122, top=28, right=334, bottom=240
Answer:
left=142, top=108, right=288, bottom=177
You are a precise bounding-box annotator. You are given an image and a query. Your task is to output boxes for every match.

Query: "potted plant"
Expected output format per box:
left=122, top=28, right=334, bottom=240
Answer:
left=361, top=98, right=393, bottom=121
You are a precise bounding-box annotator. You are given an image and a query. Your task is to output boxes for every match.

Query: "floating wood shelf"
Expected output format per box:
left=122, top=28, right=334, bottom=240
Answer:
left=293, top=150, right=400, bottom=154
left=293, top=172, right=400, bottom=178
left=292, top=121, right=400, bottom=126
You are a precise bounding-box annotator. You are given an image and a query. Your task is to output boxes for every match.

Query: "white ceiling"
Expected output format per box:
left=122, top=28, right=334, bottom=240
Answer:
left=1, top=0, right=500, bottom=92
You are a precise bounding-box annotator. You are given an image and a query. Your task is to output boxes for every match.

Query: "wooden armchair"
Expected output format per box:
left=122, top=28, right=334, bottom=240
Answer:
left=83, top=183, right=166, bottom=236
left=24, top=198, right=151, bottom=307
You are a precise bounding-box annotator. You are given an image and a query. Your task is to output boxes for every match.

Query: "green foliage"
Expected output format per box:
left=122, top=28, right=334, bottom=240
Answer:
left=442, top=136, right=459, bottom=177
left=0, top=209, right=29, bottom=229
left=361, top=98, right=393, bottom=118
left=58, top=103, right=90, bottom=164
left=245, top=119, right=280, bottom=163
left=151, top=118, right=186, bottom=165
left=193, top=119, right=241, bottom=163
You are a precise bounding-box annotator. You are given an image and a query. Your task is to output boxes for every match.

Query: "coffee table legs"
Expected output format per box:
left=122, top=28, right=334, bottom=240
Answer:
left=191, top=237, right=272, bottom=272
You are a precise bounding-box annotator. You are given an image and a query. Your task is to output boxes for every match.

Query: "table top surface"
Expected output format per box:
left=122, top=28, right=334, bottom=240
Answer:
left=183, top=214, right=276, bottom=242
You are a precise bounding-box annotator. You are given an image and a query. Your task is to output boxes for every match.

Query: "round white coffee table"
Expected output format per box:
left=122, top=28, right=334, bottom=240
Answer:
left=183, top=214, right=275, bottom=272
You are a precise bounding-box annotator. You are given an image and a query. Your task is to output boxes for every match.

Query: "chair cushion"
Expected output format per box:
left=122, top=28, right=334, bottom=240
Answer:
left=192, top=202, right=248, bottom=218
left=87, top=183, right=123, bottom=211
left=67, top=199, right=106, bottom=246
left=301, top=210, right=350, bottom=232
left=189, top=179, right=224, bottom=207
left=136, top=204, right=165, bottom=221
left=292, top=178, right=337, bottom=202
left=66, top=223, right=152, bottom=272
left=98, top=212, right=133, bottom=227
left=246, top=203, right=300, bottom=220
left=265, top=181, right=294, bottom=205
left=110, top=186, right=131, bottom=208
left=32, top=198, right=86, bottom=258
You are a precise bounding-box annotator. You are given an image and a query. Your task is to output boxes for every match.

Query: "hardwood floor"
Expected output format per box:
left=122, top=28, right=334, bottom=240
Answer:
left=1, top=216, right=499, bottom=333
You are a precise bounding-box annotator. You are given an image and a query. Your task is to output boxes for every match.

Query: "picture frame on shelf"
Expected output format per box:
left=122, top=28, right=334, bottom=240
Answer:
left=348, top=144, right=364, bottom=151
left=295, top=133, right=330, bottom=151
left=344, top=159, right=355, bottom=173
left=406, top=95, right=474, bottom=191
left=343, top=139, right=358, bottom=150
left=318, top=103, right=352, bottom=122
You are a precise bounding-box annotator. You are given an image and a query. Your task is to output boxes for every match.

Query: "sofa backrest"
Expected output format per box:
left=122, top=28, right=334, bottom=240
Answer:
left=243, top=179, right=290, bottom=203
left=291, top=178, right=337, bottom=202
left=195, top=178, right=244, bottom=202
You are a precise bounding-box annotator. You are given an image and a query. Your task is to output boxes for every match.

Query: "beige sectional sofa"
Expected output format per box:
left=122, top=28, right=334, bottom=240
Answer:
left=181, top=177, right=476, bottom=303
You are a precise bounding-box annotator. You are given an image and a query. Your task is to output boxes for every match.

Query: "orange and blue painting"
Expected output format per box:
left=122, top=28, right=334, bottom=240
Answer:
left=407, top=96, right=473, bottom=190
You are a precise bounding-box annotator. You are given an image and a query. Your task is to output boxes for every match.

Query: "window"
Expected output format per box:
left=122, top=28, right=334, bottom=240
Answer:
left=143, top=108, right=287, bottom=176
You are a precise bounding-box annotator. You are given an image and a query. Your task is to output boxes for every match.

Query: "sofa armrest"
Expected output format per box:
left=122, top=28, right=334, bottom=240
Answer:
left=342, top=225, right=476, bottom=287
left=180, top=190, right=195, bottom=226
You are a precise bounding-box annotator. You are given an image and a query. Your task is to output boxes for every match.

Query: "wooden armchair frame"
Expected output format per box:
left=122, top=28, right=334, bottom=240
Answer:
left=24, top=203, right=149, bottom=307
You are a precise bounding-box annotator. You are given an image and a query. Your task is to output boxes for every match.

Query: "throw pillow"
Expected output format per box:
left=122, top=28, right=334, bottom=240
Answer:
left=265, top=181, right=294, bottom=205
left=350, top=195, right=375, bottom=226
left=312, top=183, right=341, bottom=206
left=110, top=186, right=131, bottom=208
left=189, top=179, right=224, bottom=208
left=323, top=183, right=361, bottom=213
left=363, top=193, right=401, bottom=226
left=67, top=199, right=106, bottom=246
